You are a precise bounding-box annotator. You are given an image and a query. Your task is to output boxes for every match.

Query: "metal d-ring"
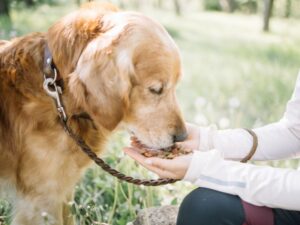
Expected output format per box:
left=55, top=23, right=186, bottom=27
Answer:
left=50, top=67, right=58, bottom=85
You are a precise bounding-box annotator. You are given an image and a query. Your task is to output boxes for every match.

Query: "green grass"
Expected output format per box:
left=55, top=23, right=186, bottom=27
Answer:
left=1, top=2, right=300, bottom=224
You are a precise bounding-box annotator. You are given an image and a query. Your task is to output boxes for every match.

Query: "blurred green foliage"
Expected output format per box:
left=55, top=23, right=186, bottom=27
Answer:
left=0, top=199, right=11, bottom=225
left=0, top=1, right=300, bottom=224
left=1, top=0, right=300, bottom=17
left=68, top=132, right=165, bottom=225
left=204, top=0, right=221, bottom=11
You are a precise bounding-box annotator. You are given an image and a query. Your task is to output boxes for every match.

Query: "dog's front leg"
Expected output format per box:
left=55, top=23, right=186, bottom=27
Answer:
left=11, top=195, right=63, bottom=225
left=63, top=193, right=75, bottom=225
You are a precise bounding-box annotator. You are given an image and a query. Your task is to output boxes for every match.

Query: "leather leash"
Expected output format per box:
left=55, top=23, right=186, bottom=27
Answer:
left=42, top=44, right=257, bottom=186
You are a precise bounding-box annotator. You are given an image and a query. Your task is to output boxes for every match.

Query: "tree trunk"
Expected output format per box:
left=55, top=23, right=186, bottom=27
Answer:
left=0, top=0, right=10, bottom=17
left=173, top=0, right=181, bottom=16
left=24, top=0, right=35, bottom=7
left=133, top=0, right=140, bottom=9
left=154, top=0, right=163, bottom=8
left=119, top=0, right=125, bottom=8
left=219, top=0, right=236, bottom=12
left=285, top=0, right=292, bottom=18
left=157, top=0, right=163, bottom=8
left=263, top=0, right=274, bottom=32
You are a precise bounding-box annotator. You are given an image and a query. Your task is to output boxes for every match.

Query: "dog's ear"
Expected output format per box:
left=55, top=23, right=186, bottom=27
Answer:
left=68, top=24, right=134, bottom=131
left=47, top=3, right=118, bottom=76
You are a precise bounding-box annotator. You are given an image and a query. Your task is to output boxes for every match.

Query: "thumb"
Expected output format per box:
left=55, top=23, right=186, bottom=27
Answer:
left=176, top=141, right=196, bottom=150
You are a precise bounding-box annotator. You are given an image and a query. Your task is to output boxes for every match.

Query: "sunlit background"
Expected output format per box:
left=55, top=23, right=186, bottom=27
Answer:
left=0, top=0, right=300, bottom=224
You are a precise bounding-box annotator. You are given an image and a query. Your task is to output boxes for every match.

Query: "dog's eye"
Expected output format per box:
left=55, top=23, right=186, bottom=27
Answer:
left=149, top=86, right=163, bottom=95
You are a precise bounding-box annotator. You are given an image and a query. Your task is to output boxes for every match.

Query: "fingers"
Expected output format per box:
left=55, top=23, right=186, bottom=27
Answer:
left=124, top=147, right=167, bottom=170
left=123, top=147, right=157, bottom=170
left=123, top=147, right=178, bottom=179
left=145, top=157, right=187, bottom=179
left=176, top=122, right=200, bottom=149
left=142, top=163, right=176, bottom=179
left=176, top=141, right=194, bottom=149
left=123, top=147, right=146, bottom=164
left=185, top=122, right=199, bottom=135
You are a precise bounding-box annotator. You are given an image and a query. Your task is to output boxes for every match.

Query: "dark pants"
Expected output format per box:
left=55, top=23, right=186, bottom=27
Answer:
left=177, top=188, right=300, bottom=225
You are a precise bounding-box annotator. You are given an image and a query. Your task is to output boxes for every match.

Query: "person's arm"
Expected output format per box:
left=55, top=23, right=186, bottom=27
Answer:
left=124, top=146, right=300, bottom=210
left=200, top=122, right=300, bottom=161
left=198, top=71, right=300, bottom=161
left=184, top=149, right=300, bottom=210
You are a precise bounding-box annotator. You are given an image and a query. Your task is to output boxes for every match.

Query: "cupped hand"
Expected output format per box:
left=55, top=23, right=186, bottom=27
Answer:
left=123, top=147, right=193, bottom=180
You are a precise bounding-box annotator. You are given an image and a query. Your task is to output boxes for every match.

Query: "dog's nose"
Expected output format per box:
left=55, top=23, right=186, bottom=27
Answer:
left=173, top=130, right=188, bottom=142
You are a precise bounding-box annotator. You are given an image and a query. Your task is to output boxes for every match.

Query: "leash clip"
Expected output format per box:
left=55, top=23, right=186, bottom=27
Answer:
left=43, top=74, right=67, bottom=122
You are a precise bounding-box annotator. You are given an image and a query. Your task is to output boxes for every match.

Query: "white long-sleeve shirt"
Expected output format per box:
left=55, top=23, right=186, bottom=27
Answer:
left=184, top=71, right=300, bottom=211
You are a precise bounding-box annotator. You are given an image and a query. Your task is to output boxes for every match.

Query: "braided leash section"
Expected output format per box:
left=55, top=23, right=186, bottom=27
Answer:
left=61, top=120, right=179, bottom=186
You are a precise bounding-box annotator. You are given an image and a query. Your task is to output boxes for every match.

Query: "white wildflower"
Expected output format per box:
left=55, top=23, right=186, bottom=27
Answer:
left=228, top=97, right=240, bottom=109
left=194, top=96, right=207, bottom=109
left=194, top=114, right=208, bottom=126
left=219, top=117, right=230, bottom=129
left=68, top=201, right=74, bottom=206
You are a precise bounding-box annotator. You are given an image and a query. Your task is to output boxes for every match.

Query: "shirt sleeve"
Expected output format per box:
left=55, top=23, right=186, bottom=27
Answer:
left=198, top=71, right=300, bottom=161
left=184, top=150, right=300, bottom=210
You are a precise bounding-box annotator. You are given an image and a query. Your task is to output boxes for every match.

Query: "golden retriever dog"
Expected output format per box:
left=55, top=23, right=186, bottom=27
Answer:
left=0, top=2, right=187, bottom=225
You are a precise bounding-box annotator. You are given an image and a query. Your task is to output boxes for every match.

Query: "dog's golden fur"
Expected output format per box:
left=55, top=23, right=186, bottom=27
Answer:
left=0, top=3, right=186, bottom=224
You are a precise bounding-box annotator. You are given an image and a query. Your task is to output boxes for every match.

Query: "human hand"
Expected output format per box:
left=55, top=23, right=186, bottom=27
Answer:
left=123, top=147, right=193, bottom=179
left=176, top=123, right=200, bottom=150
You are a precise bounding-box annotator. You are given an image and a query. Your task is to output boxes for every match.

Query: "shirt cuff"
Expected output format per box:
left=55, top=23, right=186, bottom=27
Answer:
left=183, top=149, right=224, bottom=183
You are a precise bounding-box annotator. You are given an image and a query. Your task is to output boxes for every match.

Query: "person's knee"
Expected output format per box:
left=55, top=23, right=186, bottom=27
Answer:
left=177, top=188, right=245, bottom=225
left=178, top=188, right=224, bottom=222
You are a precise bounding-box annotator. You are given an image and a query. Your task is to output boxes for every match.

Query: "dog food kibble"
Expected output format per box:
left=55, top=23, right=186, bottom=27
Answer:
left=130, top=137, right=192, bottom=159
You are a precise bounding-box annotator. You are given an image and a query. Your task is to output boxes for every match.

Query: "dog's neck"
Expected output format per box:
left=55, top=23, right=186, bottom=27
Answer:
left=0, top=33, right=106, bottom=166
left=0, top=33, right=92, bottom=135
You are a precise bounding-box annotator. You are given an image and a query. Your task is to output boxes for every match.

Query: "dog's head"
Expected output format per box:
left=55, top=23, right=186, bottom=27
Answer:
left=47, top=3, right=187, bottom=149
